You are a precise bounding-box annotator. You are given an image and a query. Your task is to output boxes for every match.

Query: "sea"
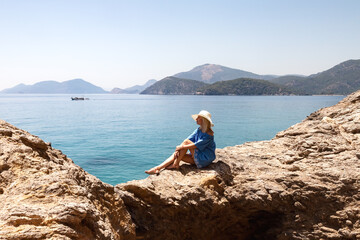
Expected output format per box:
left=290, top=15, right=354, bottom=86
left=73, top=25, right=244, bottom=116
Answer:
left=0, top=94, right=345, bottom=185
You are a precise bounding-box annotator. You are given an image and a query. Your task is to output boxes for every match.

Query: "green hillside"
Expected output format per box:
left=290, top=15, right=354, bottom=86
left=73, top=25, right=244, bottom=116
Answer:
left=270, top=59, right=360, bottom=95
left=173, top=64, right=276, bottom=83
left=197, top=78, right=297, bottom=95
left=140, top=76, right=208, bottom=95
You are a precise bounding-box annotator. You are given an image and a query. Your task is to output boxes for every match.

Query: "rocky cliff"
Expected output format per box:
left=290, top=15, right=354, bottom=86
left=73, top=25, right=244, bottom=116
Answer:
left=0, top=122, right=135, bottom=239
left=1, top=90, right=360, bottom=239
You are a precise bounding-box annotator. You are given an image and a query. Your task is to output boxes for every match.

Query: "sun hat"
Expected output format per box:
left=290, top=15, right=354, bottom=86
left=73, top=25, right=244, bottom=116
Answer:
left=191, top=110, right=214, bottom=127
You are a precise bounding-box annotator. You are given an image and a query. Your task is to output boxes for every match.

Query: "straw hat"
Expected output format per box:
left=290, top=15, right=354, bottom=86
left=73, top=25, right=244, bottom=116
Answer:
left=191, top=110, right=214, bottom=127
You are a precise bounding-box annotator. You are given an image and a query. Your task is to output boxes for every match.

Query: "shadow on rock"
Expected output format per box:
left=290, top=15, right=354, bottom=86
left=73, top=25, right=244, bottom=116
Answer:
left=176, top=160, right=234, bottom=186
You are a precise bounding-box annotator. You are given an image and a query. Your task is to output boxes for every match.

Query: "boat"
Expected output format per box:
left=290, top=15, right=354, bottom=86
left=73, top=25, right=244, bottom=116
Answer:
left=71, top=97, right=89, bottom=101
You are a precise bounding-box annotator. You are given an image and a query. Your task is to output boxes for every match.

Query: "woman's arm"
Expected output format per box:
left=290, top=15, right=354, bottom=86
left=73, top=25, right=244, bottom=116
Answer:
left=176, top=142, right=197, bottom=151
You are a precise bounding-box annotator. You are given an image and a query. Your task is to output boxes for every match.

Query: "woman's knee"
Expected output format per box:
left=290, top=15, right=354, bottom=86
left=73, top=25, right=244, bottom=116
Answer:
left=182, top=139, right=193, bottom=145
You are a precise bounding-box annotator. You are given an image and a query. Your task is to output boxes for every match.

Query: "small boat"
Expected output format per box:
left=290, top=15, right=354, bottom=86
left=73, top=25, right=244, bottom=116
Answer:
left=71, top=97, right=89, bottom=101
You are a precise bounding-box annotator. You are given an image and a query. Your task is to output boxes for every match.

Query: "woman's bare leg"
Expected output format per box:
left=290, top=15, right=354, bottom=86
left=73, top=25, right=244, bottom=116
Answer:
left=145, top=139, right=195, bottom=174
left=168, top=145, right=196, bottom=169
left=180, top=154, right=195, bottom=165
left=156, top=151, right=179, bottom=169
left=168, top=151, right=195, bottom=169
left=168, top=139, right=195, bottom=169
left=168, top=148, right=187, bottom=169
left=145, top=152, right=178, bottom=174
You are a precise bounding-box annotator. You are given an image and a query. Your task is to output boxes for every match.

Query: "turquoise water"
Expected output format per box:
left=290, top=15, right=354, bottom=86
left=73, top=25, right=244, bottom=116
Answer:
left=0, top=94, right=344, bottom=185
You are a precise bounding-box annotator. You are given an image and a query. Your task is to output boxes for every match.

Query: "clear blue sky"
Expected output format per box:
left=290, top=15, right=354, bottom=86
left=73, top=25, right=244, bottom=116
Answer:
left=0, top=0, right=359, bottom=90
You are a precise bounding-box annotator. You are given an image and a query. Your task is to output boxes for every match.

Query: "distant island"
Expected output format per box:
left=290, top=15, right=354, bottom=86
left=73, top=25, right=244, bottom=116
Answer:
left=140, top=77, right=297, bottom=95
left=111, top=79, right=157, bottom=94
left=140, top=77, right=208, bottom=95
left=1, top=59, right=359, bottom=95
left=0, top=79, right=108, bottom=94
left=196, top=78, right=297, bottom=95
left=268, top=59, right=360, bottom=95
left=173, top=63, right=277, bottom=83
left=139, top=59, right=360, bottom=96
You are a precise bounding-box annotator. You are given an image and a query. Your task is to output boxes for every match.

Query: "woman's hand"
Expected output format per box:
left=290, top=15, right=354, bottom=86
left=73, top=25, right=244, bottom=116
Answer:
left=176, top=145, right=183, bottom=151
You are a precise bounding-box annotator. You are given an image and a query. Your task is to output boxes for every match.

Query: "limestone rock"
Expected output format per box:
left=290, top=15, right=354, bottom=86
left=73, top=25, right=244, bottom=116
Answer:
left=0, top=120, right=135, bottom=239
left=116, top=90, right=360, bottom=240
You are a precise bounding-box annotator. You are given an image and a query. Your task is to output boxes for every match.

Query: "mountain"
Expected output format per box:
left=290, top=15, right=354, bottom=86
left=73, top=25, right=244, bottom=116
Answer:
left=111, top=79, right=157, bottom=94
left=110, top=88, right=128, bottom=94
left=140, top=76, right=297, bottom=96
left=197, top=78, right=298, bottom=95
left=1, top=79, right=108, bottom=94
left=269, top=59, right=360, bottom=95
left=140, top=77, right=208, bottom=95
left=173, top=64, right=277, bottom=84
left=268, top=75, right=307, bottom=86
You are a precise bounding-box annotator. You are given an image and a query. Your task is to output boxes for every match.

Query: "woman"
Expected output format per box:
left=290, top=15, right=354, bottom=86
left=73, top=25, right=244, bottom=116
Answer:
left=145, top=110, right=216, bottom=174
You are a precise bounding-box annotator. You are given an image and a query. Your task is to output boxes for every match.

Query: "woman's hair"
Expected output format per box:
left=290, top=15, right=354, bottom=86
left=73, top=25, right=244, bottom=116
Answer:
left=200, top=117, right=213, bottom=133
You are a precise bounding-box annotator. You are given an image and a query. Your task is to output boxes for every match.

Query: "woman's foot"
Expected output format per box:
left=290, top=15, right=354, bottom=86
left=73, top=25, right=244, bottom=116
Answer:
left=166, top=151, right=180, bottom=170
left=145, top=167, right=160, bottom=175
left=166, top=164, right=179, bottom=170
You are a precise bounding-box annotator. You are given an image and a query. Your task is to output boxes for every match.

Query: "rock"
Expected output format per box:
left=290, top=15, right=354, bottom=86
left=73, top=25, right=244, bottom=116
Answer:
left=346, top=220, right=353, bottom=226
left=0, top=129, right=12, bottom=137
left=320, top=226, right=338, bottom=233
left=294, top=201, right=306, bottom=211
left=0, top=121, right=136, bottom=239
left=19, top=134, right=48, bottom=150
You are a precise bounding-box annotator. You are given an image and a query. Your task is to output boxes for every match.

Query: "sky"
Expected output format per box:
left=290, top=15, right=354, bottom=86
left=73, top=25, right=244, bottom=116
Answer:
left=0, top=0, right=359, bottom=91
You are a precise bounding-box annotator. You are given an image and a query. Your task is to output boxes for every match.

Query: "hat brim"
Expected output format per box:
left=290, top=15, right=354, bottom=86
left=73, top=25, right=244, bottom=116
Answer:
left=191, top=114, right=214, bottom=127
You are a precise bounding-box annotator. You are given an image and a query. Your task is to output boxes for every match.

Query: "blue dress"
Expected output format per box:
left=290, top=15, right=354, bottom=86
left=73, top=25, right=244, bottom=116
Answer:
left=187, top=128, right=216, bottom=168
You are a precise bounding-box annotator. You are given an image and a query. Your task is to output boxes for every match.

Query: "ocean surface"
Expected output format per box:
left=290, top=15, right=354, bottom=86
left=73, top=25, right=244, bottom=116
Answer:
left=0, top=94, right=344, bottom=185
